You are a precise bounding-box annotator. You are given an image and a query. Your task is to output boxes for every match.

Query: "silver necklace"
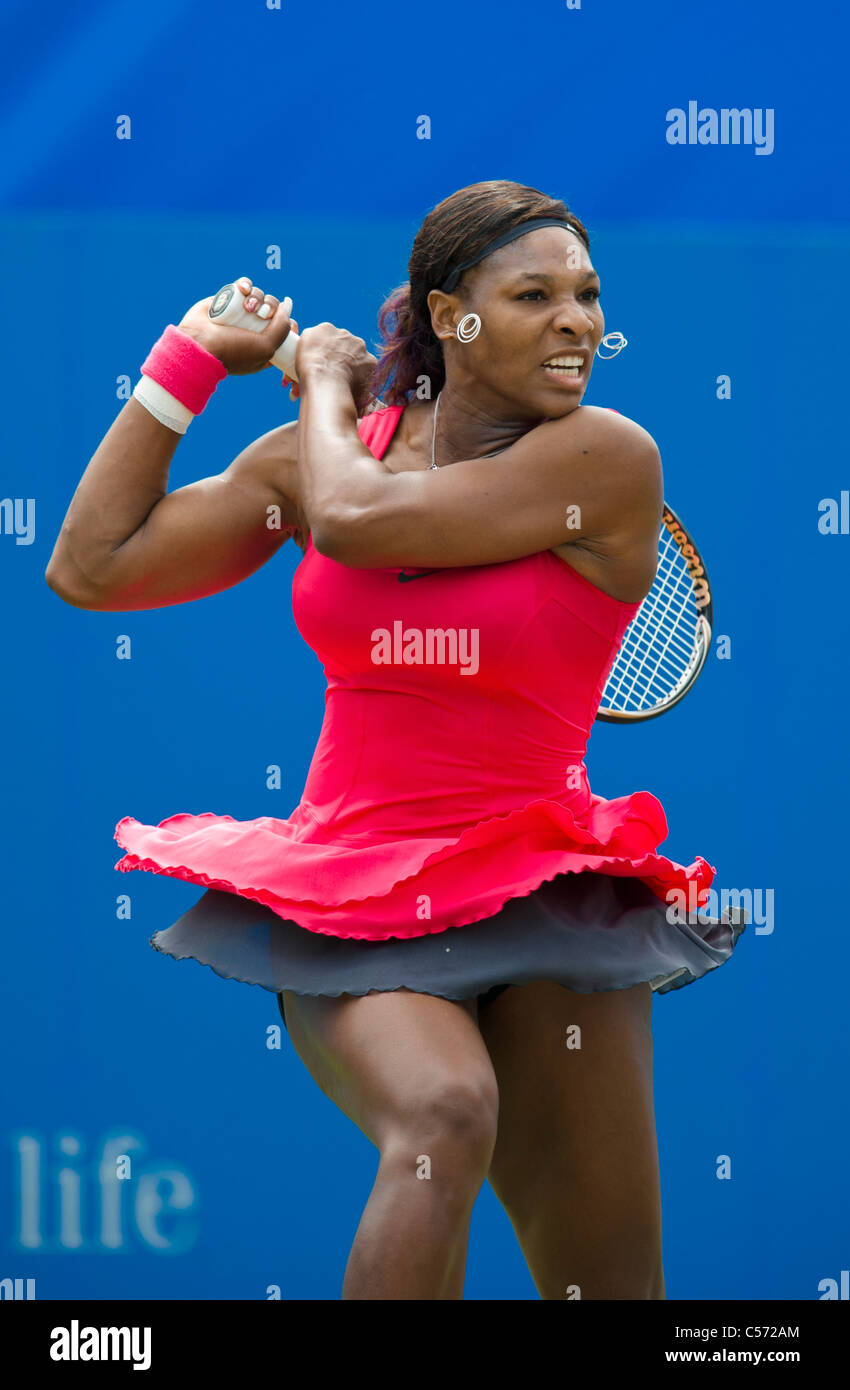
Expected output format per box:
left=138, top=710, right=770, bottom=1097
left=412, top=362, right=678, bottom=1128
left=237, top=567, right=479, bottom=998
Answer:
left=428, top=389, right=507, bottom=469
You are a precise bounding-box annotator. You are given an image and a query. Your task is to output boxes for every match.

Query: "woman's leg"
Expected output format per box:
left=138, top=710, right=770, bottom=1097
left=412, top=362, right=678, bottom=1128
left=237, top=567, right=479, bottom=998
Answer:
left=477, top=979, right=664, bottom=1300
left=280, top=986, right=499, bottom=1299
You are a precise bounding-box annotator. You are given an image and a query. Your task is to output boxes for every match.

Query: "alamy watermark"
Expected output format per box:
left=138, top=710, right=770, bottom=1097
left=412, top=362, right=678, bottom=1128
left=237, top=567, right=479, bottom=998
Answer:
left=666, top=102, right=774, bottom=156
left=818, top=492, right=850, bottom=534
left=371, top=623, right=479, bottom=675
left=0, top=1276, right=35, bottom=1299
left=666, top=883, right=772, bottom=934
left=1, top=497, right=35, bottom=544
left=50, top=1322, right=151, bottom=1371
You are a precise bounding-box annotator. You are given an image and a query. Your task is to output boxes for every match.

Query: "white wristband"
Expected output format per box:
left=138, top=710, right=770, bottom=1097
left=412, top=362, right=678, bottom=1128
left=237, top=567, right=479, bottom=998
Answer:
left=132, top=375, right=196, bottom=435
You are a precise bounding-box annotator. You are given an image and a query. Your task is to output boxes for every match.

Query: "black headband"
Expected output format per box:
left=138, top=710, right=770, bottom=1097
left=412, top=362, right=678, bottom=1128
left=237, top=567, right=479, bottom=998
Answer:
left=438, top=217, right=584, bottom=294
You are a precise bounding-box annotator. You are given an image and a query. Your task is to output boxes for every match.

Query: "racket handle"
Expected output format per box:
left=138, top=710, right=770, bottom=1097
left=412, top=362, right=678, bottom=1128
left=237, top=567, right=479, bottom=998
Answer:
left=208, top=283, right=300, bottom=380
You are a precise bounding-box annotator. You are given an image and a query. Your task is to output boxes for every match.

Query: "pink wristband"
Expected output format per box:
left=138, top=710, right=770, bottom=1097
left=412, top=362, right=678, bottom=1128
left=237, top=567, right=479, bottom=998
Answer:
left=140, top=324, right=228, bottom=415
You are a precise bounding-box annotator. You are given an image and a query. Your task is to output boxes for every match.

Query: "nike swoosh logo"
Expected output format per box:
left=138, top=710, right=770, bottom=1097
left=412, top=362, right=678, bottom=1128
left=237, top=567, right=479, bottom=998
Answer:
left=397, top=569, right=440, bottom=582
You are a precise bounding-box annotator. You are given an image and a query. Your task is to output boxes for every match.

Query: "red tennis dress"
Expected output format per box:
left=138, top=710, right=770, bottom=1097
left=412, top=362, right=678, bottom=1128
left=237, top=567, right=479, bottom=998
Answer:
left=113, top=404, right=715, bottom=946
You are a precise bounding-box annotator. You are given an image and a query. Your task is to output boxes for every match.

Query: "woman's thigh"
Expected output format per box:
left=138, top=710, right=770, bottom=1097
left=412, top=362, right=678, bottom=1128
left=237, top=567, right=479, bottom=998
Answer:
left=476, top=979, right=663, bottom=1298
left=280, top=987, right=500, bottom=1155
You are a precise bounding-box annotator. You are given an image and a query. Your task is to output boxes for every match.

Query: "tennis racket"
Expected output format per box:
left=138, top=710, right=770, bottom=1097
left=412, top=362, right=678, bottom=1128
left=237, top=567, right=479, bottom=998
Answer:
left=596, top=503, right=712, bottom=722
left=208, top=284, right=712, bottom=721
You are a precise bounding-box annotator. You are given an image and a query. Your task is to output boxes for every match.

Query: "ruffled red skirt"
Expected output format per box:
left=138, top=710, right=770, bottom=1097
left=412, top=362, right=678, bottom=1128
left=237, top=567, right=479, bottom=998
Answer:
left=114, top=788, right=714, bottom=942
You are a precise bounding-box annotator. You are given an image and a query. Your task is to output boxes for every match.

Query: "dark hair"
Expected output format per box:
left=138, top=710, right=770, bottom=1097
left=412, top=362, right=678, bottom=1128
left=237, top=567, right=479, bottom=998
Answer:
left=368, top=180, right=591, bottom=407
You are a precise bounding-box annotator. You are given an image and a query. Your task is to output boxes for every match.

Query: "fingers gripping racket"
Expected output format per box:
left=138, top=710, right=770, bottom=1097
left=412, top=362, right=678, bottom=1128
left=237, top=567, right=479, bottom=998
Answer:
left=209, top=285, right=712, bottom=721
left=209, top=282, right=302, bottom=378
left=596, top=504, right=712, bottom=722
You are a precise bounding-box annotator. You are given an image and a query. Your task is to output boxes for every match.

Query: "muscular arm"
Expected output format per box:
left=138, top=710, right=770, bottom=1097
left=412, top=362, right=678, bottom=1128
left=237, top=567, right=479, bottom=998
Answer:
left=298, top=372, right=663, bottom=570
left=45, top=398, right=304, bottom=611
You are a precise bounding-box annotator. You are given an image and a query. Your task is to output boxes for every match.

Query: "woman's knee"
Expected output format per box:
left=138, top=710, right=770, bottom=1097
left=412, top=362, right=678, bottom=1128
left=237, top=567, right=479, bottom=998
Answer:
left=378, top=1072, right=500, bottom=1179
left=283, top=989, right=499, bottom=1167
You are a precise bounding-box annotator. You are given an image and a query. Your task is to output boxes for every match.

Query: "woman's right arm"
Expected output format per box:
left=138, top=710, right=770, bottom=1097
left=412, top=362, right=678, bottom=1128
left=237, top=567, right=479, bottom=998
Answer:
left=45, top=400, right=301, bottom=611
left=45, top=282, right=304, bottom=611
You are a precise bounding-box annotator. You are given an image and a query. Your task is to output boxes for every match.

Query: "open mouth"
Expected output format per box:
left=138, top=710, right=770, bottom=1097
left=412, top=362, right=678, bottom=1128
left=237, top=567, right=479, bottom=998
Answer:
left=540, top=354, right=586, bottom=382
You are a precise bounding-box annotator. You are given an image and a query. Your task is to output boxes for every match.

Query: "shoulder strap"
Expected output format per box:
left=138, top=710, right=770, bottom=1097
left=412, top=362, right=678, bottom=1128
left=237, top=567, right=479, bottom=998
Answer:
left=356, top=404, right=405, bottom=459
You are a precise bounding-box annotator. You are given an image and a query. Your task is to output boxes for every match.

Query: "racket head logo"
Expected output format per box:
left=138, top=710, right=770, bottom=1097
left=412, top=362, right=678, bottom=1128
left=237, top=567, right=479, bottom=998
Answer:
left=661, top=505, right=712, bottom=612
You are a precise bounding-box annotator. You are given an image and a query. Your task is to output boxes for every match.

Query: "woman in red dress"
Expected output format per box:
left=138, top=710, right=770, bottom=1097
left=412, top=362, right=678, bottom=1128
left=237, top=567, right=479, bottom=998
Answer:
left=46, top=180, right=743, bottom=1300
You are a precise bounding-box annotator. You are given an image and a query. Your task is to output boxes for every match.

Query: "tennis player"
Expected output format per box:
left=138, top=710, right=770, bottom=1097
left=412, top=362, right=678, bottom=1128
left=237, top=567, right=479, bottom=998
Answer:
left=46, top=179, right=744, bottom=1300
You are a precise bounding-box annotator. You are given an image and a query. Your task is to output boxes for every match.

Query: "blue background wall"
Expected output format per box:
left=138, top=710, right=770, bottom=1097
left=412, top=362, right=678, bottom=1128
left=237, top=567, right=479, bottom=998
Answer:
left=1, top=0, right=847, bottom=1299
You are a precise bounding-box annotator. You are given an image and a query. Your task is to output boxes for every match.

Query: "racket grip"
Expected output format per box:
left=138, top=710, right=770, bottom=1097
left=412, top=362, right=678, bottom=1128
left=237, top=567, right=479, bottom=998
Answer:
left=208, top=283, right=300, bottom=380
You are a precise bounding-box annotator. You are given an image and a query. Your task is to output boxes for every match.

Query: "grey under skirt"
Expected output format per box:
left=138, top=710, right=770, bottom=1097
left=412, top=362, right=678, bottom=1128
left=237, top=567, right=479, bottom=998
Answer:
left=148, top=870, right=747, bottom=1031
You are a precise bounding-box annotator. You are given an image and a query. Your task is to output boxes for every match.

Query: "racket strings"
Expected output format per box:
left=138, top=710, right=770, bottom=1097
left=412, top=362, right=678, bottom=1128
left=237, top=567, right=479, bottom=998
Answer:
left=606, top=591, right=697, bottom=709
left=622, top=540, right=698, bottom=678
left=624, top=546, right=697, bottom=667
left=602, top=530, right=704, bottom=713
left=607, top=602, right=698, bottom=707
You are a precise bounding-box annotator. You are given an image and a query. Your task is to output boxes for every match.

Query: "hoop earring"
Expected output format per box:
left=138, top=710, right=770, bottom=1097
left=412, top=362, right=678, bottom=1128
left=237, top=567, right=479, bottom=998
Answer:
left=596, top=331, right=628, bottom=359
left=455, top=313, right=481, bottom=342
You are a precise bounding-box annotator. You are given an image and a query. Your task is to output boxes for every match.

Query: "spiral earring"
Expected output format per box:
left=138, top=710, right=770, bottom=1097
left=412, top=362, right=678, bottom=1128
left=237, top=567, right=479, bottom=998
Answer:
left=455, top=313, right=481, bottom=342
left=596, top=331, right=628, bottom=359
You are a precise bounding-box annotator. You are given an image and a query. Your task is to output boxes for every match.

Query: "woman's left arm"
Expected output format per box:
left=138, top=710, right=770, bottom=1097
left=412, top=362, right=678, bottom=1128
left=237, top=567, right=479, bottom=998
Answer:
left=296, top=362, right=396, bottom=555
left=294, top=326, right=662, bottom=570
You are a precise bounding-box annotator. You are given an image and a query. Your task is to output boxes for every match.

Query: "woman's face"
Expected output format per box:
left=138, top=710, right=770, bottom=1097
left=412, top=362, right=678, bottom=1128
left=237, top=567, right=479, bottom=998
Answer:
left=432, top=226, right=606, bottom=417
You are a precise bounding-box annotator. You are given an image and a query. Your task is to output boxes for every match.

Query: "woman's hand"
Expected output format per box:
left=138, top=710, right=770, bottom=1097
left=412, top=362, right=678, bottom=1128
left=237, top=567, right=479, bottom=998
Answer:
left=295, top=323, right=378, bottom=415
left=177, top=277, right=295, bottom=377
